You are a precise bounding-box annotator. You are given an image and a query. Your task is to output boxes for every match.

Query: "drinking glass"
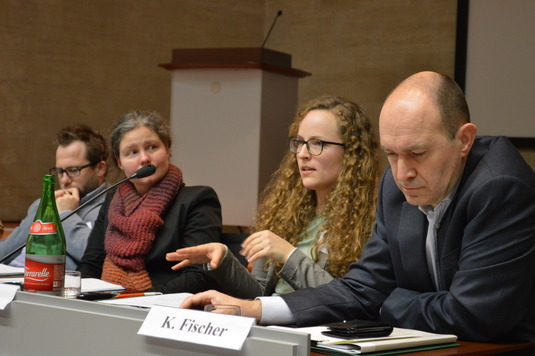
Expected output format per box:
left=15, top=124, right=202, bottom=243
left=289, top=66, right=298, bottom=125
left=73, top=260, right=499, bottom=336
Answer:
left=63, top=270, right=81, bottom=298
left=204, top=304, right=241, bottom=316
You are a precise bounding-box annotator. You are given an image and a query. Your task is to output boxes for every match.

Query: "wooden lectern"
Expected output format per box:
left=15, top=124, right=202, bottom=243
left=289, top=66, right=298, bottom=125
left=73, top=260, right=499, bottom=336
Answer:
left=160, top=48, right=310, bottom=227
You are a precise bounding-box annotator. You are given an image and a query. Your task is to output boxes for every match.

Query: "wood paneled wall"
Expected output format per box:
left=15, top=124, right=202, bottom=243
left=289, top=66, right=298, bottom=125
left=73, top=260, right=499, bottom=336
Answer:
left=1, top=0, right=532, bottom=221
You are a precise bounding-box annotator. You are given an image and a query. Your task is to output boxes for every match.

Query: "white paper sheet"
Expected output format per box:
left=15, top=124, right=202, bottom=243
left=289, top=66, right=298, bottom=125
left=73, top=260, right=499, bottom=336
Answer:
left=0, top=283, right=21, bottom=310
left=0, top=264, right=24, bottom=276
left=80, top=278, right=124, bottom=292
left=100, top=293, right=192, bottom=309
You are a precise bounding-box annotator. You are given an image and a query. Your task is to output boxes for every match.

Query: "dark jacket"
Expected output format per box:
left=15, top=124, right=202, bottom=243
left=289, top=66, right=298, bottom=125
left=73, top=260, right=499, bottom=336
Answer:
left=282, top=136, right=535, bottom=344
left=78, top=185, right=222, bottom=294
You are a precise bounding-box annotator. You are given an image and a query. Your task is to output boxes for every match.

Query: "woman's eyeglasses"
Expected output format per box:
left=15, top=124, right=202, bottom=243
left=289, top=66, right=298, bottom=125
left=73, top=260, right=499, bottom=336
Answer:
left=288, top=138, right=345, bottom=156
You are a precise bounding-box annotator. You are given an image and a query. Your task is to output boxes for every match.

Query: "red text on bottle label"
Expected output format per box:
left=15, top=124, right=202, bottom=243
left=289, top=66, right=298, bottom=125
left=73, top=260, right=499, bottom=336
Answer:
left=29, top=220, right=58, bottom=235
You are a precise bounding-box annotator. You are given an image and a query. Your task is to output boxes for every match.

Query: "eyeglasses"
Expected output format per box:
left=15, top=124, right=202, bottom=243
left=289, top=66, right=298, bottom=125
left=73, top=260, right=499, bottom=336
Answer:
left=49, top=163, right=96, bottom=178
left=288, top=138, right=345, bottom=156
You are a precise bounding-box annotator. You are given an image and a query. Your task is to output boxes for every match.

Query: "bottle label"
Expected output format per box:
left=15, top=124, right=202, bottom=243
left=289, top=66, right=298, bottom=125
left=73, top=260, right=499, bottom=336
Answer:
left=29, top=220, right=57, bottom=235
left=24, top=255, right=65, bottom=295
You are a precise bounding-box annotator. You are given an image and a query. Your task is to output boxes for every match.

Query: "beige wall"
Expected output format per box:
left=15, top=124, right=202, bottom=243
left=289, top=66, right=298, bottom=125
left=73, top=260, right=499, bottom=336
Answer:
left=0, top=0, right=533, bottom=222
left=0, top=0, right=264, bottom=220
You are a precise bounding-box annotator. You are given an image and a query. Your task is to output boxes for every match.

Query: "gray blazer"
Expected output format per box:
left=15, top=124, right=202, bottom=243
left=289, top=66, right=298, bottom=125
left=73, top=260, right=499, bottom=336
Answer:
left=209, top=243, right=332, bottom=299
left=282, top=137, right=535, bottom=344
left=0, top=183, right=109, bottom=270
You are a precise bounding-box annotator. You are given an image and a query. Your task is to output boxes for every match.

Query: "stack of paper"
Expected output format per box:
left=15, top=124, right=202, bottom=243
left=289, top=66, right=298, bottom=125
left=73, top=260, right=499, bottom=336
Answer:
left=272, top=326, right=458, bottom=355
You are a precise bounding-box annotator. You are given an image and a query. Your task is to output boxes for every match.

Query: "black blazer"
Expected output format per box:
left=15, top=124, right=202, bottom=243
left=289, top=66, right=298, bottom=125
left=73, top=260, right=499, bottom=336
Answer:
left=78, top=185, right=222, bottom=294
left=282, top=137, right=535, bottom=344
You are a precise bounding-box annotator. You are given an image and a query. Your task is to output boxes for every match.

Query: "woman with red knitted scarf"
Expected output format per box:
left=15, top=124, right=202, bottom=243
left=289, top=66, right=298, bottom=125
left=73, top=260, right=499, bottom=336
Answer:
left=78, top=111, right=222, bottom=293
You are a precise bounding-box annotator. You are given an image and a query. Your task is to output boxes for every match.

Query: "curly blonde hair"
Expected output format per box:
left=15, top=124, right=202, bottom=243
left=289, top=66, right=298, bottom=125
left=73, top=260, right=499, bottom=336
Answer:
left=253, top=96, right=379, bottom=277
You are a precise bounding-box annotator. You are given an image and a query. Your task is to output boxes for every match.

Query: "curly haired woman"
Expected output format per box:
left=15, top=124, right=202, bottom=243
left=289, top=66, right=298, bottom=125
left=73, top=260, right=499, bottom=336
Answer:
left=166, top=96, right=379, bottom=298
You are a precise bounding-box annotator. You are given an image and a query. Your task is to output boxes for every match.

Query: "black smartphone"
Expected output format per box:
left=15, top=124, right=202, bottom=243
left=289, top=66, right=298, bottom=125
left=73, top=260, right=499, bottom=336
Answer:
left=322, top=320, right=393, bottom=339
left=76, top=292, right=117, bottom=301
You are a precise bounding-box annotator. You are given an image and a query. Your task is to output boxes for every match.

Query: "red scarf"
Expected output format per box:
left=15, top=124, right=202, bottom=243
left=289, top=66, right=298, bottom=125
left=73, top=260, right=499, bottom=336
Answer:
left=105, top=164, right=183, bottom=272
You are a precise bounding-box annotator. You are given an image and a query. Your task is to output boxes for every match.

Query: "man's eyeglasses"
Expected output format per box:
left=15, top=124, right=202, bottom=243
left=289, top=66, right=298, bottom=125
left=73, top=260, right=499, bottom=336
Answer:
left=288, top=138, right=345, bottom=156
left=49, top=163, right=96, bottom=178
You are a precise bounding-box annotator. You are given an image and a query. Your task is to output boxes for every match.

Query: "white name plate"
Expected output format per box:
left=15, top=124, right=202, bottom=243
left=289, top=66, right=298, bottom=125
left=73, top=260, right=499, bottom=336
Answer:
left=138, top=305, right=256, bottom=350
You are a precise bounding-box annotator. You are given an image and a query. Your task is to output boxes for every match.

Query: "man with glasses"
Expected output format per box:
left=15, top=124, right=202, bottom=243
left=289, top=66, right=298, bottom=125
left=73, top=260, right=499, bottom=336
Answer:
left=0, top=124, right=109, bottom=269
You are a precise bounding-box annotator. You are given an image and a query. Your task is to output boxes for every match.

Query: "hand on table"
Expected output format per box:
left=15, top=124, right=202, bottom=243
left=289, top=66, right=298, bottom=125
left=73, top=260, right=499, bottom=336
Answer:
left=180, top=289, right=262, bottom=322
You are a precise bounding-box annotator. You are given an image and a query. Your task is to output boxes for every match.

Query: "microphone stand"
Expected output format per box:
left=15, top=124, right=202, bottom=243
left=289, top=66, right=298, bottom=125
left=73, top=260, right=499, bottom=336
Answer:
left=60, top=174, right=133, bottom=222
left=261, top=10, right=282, bottom=48
left=0, top=165, right=156, bottom=265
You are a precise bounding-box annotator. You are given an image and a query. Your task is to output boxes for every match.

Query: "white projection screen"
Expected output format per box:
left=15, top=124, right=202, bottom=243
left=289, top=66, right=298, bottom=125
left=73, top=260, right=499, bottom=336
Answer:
left=455, top=0, right=535, bottom=147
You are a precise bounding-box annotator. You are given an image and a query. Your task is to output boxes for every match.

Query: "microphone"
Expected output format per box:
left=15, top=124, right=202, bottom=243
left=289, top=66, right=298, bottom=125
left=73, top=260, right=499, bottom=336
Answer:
left=127, top=164, right=157, bottom=180
left=0, top=164, right=156, bottom=264
left=261, top=10, right=283, bottom=48
left=61, top=164, right=156, bottom=221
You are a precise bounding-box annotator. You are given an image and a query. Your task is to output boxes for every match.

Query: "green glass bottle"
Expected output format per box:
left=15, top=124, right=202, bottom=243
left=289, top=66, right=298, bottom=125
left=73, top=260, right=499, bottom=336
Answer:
left=24, top=174, right=66, bottom=295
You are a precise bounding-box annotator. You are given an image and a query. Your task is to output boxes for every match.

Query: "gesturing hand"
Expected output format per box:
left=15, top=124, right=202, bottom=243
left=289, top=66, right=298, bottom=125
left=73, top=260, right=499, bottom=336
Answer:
left=166, top=242, right=227, bottom=270
left=241, top=230, right=295, bottom=265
